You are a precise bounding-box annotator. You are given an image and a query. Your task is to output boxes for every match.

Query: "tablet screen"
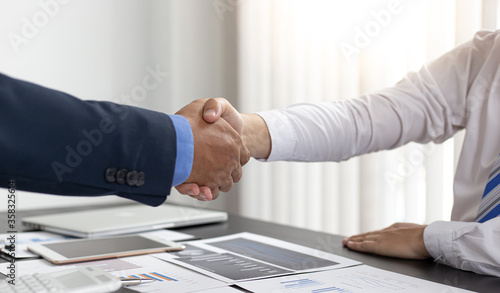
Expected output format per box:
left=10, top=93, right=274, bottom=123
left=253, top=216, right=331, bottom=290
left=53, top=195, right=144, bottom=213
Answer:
left=42, top=235, right=169, bottom=258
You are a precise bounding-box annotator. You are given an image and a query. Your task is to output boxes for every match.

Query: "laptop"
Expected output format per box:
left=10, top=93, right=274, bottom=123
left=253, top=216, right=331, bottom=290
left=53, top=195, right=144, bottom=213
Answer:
left=21, top=204, right=228, bottom=238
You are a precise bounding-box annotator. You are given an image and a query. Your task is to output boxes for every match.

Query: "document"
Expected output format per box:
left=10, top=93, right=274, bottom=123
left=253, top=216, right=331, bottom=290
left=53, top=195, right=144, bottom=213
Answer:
left=153, top=232, right=360, bottom=283
left=106, top=255, right=226, bottom=293
left=235, top=265, right=475, bottom=293
left=14, top=254, right=226, bottom=293
left=0, top=231, right=72, bottom=258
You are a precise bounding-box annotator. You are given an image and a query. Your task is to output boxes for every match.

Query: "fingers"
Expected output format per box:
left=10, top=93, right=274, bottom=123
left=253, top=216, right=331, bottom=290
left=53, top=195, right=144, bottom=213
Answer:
left=175, top=183, right=200, bottom=197
left=240, top=144, right=251, bottom=166
left=208, top=186, right=220, bottom=200
left=342, top=223, right=431, bottom=259
left=342, top=230, right=379, bottom=246
left=189, top=171, right=233, bottom=201
left=175, top=183, right=214, bottom=201
left=199, top=186, right=214, bottom=201
left=343, top=232, right=388, bottom=257
left=342, top=228, right=383, bottom=244
left=344, top=239, right=379, bottom=255
left=231, top=166, right=243, bottom=183
left=218, top=176, right=234, bottom=193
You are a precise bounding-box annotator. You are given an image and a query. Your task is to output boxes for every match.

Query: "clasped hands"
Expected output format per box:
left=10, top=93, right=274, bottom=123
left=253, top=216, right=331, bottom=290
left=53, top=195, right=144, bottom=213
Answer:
left=174, top=98, right=250, bottom=201
left=175, top=97, right=271, bottom=201
left=175, top=98, right=431, bottom=261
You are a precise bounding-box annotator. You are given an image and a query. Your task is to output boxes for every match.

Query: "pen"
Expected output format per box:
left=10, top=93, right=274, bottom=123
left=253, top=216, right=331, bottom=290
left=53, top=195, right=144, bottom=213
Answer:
left=120, top=278, right=155, bottom=286
left=0, top=271, right=8, bottom=280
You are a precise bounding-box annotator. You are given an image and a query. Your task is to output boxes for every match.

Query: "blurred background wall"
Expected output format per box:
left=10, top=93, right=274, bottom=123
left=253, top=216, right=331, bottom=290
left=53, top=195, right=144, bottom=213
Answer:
left=0, top=0, right=239, bottom=212
left=1, top=0, right=499, bottom=236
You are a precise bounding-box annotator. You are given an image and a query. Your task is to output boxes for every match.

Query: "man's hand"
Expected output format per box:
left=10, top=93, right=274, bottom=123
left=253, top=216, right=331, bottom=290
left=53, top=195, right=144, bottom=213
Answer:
left=202, top=98, right=271, bottom=159
left=342, top=222, right=431, bottom=259
left=176, top=97, right=270, bottom=200
left=174, top=99, right=250, bottom=201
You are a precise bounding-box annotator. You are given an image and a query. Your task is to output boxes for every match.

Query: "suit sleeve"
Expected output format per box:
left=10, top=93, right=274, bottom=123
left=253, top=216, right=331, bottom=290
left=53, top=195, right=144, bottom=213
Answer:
left=0, top=73, right=192, bottom=206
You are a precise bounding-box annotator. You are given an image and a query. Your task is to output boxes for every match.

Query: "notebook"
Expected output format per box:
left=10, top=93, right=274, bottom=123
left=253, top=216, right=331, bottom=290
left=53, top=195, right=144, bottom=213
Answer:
left=21, top=204, right=227, bottom=238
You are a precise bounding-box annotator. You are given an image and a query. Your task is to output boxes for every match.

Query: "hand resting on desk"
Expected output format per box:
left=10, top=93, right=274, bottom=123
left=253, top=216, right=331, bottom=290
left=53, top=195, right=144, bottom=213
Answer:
left=342, top=222, right=431, bottom=260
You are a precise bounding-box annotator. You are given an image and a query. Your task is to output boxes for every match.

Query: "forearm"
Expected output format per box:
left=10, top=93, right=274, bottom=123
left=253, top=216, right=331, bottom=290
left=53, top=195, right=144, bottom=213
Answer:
left=256, top=72, right=463, bottom=162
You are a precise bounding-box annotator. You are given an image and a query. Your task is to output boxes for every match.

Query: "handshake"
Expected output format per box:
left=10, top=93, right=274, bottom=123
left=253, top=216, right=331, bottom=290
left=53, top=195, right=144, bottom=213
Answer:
left=174, top=98, right=270, bottom=201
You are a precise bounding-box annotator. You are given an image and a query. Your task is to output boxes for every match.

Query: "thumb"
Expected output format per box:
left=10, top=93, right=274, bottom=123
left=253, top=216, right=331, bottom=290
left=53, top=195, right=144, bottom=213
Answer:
left=203, top=98, right=222, bottom=123
left=203, top=97, right=243, bottom=134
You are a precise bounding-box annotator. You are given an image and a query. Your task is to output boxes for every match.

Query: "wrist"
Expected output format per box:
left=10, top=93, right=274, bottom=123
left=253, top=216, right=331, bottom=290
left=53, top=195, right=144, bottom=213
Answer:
left=242, top=113, right=271, bottom=159
left=415, top=225, right=431, bottom=259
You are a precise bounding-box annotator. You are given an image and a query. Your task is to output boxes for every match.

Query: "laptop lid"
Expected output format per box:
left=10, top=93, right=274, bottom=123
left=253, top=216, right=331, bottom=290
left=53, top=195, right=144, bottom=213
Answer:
left=21, top=204, right=227, bottom=238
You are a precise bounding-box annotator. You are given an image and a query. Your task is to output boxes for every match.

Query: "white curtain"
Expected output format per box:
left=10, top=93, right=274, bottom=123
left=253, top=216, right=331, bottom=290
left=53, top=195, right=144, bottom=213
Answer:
left=236, top=0, right=499, bottom=235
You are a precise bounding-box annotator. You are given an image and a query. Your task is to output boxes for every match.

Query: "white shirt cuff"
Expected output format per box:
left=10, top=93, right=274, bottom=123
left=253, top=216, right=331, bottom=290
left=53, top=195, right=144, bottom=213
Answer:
left=423, top=220, right=475, bottom=267
left=256, top=110, right=298, bottom=162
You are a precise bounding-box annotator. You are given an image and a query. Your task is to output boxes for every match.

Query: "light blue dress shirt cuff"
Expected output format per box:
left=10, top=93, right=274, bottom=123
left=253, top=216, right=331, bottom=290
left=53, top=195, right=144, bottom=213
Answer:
left=168, top=114, right=194, bottom=186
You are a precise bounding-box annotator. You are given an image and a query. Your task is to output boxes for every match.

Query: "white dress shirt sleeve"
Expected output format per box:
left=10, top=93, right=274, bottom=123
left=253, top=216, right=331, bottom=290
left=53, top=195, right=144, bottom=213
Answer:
left=424, top=218, right=500, bottom=277
left=258, top=45, right=469, bottom=162
left=257, top=30, right=500, bottom=276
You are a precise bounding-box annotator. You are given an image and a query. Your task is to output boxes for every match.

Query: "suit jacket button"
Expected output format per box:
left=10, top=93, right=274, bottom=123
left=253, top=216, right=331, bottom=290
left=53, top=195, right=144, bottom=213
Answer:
left=136, top=171, right=145, bottom=187
left=116, top=169, right=128, bottom=185
left=126, top=171, right=138, bottom=186
left=104, top=167, right=117, bottom=183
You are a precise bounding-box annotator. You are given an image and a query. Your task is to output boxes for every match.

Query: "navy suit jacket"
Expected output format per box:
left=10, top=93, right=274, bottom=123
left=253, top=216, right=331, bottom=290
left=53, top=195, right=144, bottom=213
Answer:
left=0, top=73, right=177, bottom=206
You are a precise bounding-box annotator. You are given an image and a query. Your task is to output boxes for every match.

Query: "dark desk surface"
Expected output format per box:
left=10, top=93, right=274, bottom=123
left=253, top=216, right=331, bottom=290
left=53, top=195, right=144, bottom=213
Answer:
left=1, top=204, right=499, bottom=292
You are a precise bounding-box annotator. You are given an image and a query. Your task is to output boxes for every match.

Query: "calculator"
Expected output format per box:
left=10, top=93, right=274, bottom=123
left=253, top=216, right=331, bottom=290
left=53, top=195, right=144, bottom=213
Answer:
left=0, top=266, right=122, bottom=293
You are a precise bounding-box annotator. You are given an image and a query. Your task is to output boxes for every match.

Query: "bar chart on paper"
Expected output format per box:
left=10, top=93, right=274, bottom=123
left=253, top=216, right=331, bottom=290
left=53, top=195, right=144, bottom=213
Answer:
left=106, top=255, right=226, bottom=293
left=120, top=272, right=178, bottom=282
left=281, top=278, right=324, bottom=289
left=112, top=267, right=226, bottom=292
